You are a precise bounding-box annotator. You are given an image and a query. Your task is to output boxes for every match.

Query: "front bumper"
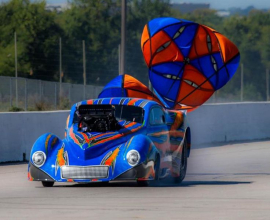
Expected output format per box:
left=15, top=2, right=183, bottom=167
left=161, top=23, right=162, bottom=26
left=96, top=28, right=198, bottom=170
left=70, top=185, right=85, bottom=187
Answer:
left=29, top=160, right=155, bottom=183
left=29, top=163, right=54, bottom=182
left=115, top=161, right=155, bottom=180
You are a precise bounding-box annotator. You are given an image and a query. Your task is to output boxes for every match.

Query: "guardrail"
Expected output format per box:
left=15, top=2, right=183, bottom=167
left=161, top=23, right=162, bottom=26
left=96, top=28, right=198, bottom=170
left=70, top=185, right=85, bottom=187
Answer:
left=1, top=102, right=270, bottom=162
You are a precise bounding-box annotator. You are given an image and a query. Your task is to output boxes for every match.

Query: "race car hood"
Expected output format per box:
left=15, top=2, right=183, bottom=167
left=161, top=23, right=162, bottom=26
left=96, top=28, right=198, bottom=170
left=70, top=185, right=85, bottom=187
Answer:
left=66, top=121, right=145, bottom=159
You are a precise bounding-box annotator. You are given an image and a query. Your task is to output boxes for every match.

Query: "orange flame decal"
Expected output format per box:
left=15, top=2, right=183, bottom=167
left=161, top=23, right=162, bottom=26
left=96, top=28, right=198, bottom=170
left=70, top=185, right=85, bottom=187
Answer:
left=170, top=111, right=184, bottom=131
left=69, top=126, right=82, bottom=146
left=105, top=148, right=120, bottom=166
left=45, top=134, right=52, bottom=154
left=28, top=171, right=34, bottom=181
left=56, top=147, right=66, bottom=167
left=51, top=137, right=58, bottom=148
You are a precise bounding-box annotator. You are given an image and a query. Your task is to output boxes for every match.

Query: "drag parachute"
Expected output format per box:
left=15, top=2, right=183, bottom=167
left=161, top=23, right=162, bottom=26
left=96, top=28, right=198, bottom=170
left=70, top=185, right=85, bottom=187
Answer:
left=98, top=74, right=165, bottom=106
left=141, top=17, right=240, bottom=110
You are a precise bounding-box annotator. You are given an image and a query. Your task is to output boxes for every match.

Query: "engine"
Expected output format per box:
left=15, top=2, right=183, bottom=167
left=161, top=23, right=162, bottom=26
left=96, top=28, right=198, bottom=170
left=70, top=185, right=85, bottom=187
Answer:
left=76, top=105, right=121, bottom=132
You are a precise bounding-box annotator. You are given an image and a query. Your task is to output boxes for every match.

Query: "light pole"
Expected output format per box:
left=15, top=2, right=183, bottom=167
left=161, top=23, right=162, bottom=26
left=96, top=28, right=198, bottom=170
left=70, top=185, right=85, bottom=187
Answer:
left=118, top=44, right=121, bottom=75
left=266, top=69, right=269, bottom=101
left=120, top=0, right=126, bottom=75
left=83, top=40, right=86, bottom=99
left=59, top=37, right=62, bottom=98
left=15, top=32, right=18, bottom=107
left=241, top=63, right=244, bottom=101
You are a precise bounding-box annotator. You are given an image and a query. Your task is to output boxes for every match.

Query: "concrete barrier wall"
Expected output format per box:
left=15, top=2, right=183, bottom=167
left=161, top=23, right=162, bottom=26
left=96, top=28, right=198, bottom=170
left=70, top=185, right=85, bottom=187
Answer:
left=188, top=102, right=270, bottom=147
left=0, top=111, right=69, bottom=162
left=0, top=102, right=269, bottom=162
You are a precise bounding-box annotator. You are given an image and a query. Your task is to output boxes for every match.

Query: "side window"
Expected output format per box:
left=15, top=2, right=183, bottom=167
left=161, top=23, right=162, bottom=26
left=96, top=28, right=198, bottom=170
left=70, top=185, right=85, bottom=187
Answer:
left=149, top=107, right=165, bottom=125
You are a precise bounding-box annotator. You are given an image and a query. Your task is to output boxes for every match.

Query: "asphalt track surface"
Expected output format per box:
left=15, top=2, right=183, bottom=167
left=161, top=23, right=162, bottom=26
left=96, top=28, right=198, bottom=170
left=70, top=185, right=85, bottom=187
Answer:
left=0, top=141, right=270, bottom=220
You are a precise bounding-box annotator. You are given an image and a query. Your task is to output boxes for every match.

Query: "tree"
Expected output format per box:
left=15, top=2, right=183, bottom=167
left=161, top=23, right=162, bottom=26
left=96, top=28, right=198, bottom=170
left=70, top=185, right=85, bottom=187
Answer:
left=126, top=0, right=172, bottom=85
left=1, top=0, right=269, bottom=102
left=58, top=0, right=172, bottom=86
left=0, top=0, right=62, bottom=80
left=59, top=0, right=121, bottom=85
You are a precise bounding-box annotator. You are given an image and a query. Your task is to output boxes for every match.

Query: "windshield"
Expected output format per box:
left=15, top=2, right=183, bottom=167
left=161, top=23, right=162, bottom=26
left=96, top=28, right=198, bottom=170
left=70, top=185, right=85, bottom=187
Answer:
left=114, top=105, right=144, bottom=123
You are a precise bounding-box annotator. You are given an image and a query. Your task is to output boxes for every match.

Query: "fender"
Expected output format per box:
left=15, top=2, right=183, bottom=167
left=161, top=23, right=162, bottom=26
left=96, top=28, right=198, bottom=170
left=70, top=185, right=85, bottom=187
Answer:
left=28, top=133, right=62, bottom=181
left=114, top=134, right=160, bottom=180
left=122, top=134, right=160, bottom=163
left=30, top=133, right=62, bottom=157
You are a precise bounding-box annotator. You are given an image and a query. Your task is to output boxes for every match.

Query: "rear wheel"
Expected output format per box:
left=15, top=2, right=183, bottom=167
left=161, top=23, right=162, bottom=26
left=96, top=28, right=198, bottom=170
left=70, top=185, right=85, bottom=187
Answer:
left=42, top=181, right=54, bottom=187
left=174, top=138, right=188, bottom=184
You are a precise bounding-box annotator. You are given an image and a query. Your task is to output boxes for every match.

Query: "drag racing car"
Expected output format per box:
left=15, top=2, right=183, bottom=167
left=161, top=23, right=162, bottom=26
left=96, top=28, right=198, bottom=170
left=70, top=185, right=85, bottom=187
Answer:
left=28, top=97, right=191, bottom=187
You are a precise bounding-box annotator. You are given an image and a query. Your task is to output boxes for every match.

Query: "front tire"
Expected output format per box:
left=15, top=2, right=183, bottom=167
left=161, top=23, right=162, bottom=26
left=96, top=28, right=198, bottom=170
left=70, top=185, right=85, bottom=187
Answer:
left=137, top=180, right=149, bottom=187
left=174, top=138, right=188, bottom=184
left=42, top=181, right=54, bottom=187
left=137, top=155, right=160, bottom=187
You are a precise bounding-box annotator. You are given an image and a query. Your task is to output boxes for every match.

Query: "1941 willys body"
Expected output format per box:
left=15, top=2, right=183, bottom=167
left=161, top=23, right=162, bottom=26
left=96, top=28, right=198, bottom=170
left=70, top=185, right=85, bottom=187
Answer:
left=28, top=97, right=191, bottom=187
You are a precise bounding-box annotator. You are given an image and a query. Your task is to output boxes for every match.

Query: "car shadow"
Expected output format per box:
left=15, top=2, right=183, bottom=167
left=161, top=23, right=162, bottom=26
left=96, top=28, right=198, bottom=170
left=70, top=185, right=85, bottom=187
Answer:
left=167, top=180, right=252, bottom=187
left=0, top=161, right=28, bottom=166
left=148, top=179, right=252, bottom=187
left=51, top=180, right=252, bottom=188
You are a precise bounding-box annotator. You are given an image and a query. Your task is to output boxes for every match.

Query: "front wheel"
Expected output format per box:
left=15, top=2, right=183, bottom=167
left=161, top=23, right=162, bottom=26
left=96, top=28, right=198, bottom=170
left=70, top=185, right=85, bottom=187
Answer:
left=42, top=181, right=54, bottom=187
left=174, top=138, right=188, bottom=184
left=137, top=180, right=149, bottom=187
left=137, top=155, right=160, bottom=187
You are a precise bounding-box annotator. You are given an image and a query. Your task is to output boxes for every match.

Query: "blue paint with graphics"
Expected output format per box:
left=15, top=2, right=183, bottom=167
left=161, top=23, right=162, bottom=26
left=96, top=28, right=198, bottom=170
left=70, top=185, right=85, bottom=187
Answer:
left=28, top=98, right=189, bottom=183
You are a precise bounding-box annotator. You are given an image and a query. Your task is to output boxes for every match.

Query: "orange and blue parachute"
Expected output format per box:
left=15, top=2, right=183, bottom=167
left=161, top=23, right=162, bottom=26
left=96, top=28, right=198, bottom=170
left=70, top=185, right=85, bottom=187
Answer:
left=98, top=74, right=164, bottom=106
left=141, top=17, right=240, bottom=110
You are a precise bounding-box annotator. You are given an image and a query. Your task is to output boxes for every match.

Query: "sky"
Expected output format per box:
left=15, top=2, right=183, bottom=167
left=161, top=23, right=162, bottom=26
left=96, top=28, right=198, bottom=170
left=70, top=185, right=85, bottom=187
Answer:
left=172, top=0, right=270, bottom=10
left=0, top=0, right=270, bottom=10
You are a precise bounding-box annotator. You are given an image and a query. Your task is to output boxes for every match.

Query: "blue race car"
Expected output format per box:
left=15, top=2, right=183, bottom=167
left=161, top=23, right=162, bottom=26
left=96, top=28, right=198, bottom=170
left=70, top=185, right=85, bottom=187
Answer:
left=28, top=97, right=191, bottom=187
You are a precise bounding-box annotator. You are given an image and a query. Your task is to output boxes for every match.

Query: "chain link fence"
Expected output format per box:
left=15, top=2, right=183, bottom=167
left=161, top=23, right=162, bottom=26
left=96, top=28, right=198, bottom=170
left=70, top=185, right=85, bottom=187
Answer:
left=1, top=33, right=269, bottom=112
left=0, top=76, right=103, bottom=112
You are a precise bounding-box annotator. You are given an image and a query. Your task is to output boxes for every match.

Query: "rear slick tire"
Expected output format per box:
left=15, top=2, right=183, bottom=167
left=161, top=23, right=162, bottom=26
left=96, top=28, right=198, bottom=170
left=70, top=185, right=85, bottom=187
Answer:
left=174, top=138, right=188, bottom=184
